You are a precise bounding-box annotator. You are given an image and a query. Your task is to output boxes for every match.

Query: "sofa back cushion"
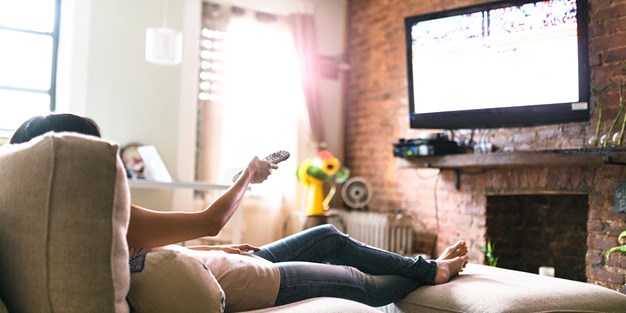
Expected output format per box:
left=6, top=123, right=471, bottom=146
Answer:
left=0, top=133, right=130, bottom=313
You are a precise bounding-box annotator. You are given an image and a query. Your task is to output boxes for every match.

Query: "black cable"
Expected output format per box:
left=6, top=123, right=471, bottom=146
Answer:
left=431, top=173, right=441, bottom=258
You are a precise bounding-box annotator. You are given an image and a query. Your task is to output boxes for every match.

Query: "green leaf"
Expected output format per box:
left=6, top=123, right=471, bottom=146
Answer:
left=307, top=167, right=329, bottom=181
left=605, top=245, right=626, bottom=260
left=333, top=167, right=350, bottom=184
left=618, top=230, right=626, bottom=243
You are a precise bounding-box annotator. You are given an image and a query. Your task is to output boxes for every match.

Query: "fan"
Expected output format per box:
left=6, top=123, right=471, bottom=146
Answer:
left=341, top=177, right=373, bottom=210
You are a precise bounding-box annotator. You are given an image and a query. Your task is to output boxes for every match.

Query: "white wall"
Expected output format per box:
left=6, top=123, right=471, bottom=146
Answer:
left=58, top=0, right=191, bottom=211
left=57, top=0, right=347, bottom=240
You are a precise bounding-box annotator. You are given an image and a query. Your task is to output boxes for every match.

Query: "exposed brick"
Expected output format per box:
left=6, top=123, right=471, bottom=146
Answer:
left=346, top=0, right=626, bottom=294
left=605, top=252, right=626, bottom=268
left=589, top=268, right=626, bottom=284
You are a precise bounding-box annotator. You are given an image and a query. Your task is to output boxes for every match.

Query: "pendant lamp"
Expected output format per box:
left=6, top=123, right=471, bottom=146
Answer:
left=145, top=0, right=182, bottom=65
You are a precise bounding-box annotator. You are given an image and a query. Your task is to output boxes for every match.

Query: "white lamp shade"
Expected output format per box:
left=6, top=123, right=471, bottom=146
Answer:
left=145, top=27, right=183, bottom=65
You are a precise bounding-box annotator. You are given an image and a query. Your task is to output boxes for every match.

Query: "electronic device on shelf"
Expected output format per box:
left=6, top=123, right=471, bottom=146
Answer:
left=137, top=145, right=172, bottom=182
left=404, top=0, right=590, bottom=130
left=393, top=134, right=461, bottom=157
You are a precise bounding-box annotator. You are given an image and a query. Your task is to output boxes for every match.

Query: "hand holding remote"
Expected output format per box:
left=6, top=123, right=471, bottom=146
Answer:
left=232, top=150, right=290, bottom=182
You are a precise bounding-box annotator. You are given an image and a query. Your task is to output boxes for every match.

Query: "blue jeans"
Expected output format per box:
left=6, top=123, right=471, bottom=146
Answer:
left=252, top=224, right=436, bottom=307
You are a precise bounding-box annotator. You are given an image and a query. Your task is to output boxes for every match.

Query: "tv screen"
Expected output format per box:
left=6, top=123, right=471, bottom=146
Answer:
left=404, top=0, right=590, bottom=129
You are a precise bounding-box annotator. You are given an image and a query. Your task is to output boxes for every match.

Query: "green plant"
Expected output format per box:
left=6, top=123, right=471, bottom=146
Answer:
left=605, top=229, right=626, bottom=260
left=591, top=85, right=608, bottom=147
left=592, top=61, right=626, bottom=147
left=480, top=237, right=499, bottom=267
left=604, top=77, right=626, bottom=147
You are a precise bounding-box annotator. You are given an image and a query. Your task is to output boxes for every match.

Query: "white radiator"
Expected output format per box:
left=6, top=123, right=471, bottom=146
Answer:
left=330, top=210, right=413, bottom=255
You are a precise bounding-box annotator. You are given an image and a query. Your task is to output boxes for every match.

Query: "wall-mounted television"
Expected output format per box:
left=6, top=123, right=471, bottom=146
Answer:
left=404, top=0, right=590, bottom=129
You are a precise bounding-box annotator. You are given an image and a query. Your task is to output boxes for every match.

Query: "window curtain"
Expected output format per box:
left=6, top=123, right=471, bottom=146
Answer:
left=288, top=13, right=326, bottom=150
left=196, top=2, right=306, bottom=243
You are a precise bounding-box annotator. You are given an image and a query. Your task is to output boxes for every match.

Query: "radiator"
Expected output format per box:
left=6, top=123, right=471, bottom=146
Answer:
left=330, top=210, right=413, bottom=255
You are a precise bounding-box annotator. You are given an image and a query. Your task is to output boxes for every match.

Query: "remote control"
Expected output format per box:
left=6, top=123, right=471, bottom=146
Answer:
left=232, top=150, right=290, bottom=182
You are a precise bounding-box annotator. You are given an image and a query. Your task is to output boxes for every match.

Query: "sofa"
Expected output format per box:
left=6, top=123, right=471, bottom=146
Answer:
left=1, top=133, right=625, bottom=313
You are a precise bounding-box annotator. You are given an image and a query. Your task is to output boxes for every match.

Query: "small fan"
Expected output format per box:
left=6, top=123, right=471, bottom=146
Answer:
left=341, top=177, right=373, bottom=210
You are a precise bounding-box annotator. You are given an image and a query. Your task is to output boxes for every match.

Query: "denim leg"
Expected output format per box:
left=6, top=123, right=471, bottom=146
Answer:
left=273, top=261, right=422, bottom=307
left=253, top=224, right=436, bottom=284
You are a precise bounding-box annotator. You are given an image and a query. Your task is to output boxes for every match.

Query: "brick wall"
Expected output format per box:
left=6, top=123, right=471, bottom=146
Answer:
left=344, top=0, right=626, bottom=292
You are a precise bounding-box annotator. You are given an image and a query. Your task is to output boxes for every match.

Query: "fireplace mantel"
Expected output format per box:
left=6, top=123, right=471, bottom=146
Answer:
left=396, top=148, right=626, bottom=169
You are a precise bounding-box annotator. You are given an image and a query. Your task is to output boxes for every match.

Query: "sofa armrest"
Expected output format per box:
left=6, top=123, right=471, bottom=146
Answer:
left=380, top=263, right=626, bottom=313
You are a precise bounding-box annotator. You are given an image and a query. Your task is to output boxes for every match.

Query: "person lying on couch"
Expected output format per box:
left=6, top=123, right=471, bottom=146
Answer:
left=10, top=113, right=469, bottom=312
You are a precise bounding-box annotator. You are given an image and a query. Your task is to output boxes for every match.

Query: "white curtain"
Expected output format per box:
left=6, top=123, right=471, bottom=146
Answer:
left=197, top=5, right=308, bottom=244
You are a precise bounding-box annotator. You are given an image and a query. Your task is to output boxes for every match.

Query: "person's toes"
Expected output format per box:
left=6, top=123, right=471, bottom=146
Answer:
left=439, top=240, right=467, bottom=260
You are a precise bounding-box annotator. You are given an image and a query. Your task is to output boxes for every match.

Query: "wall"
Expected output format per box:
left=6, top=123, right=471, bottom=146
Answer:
left=345, top=0, right=626, bottom=292
left=58, top=0, right=189, bottom=211
left=56, top=0, right=347, bottom=243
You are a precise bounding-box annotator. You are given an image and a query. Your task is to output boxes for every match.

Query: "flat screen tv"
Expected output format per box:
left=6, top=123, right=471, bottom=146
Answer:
left=404, top=0, right=590, bottom=129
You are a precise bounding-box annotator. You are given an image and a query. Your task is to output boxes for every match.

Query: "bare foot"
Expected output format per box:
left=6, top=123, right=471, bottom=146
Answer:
left=434, top=254, right=469, bottom=284
left=437, top=240, right=468, bottom=260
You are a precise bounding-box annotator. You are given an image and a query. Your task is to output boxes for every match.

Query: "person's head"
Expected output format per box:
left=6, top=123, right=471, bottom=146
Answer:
left=10, top=113, right=101, bottom=144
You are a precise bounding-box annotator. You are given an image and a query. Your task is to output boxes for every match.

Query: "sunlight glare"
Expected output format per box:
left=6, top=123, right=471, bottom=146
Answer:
left=219, top=15, right=304, bottom=199
left=0, top=0, right=56, bottom=32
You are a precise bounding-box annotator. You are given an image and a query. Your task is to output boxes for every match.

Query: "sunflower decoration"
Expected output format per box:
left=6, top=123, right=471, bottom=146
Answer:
left=296, top=150, right=350, bottom=216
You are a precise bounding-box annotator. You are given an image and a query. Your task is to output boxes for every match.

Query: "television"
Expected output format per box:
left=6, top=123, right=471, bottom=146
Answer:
left=404, top=0, right=590, bottom=129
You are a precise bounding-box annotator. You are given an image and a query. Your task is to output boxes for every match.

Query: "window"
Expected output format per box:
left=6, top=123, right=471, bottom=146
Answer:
left=196, top=3, right=305, bottom=201
left=0, top=0, right=60, bottom=137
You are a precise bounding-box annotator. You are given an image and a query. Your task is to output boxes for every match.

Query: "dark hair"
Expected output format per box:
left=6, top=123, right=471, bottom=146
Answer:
left=10, top=113, right=102, bottom=144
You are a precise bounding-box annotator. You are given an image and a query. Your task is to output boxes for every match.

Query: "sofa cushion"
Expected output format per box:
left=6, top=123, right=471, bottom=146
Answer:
left=379, top=263, right=626, bottom=313
left=168, top=245, right=281, bottom=312
left=239, top=297, right=382, bottom=313
left=0, top=133, right=130, bottom=313
left=127, top=250, right=225, bottom=313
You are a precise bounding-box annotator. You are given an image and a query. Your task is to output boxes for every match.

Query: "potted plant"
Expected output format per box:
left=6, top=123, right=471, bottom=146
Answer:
left=480, top=237, right=499, bottom=267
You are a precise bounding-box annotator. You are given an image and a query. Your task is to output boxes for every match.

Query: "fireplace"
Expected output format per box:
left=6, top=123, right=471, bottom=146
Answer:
left=396, top=151, right=626, bottom=293
left=486, top=194, right=589, bottom=281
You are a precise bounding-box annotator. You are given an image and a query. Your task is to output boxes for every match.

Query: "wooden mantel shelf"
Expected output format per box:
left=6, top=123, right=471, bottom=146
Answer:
left=396, top=148, right=626, bottom=169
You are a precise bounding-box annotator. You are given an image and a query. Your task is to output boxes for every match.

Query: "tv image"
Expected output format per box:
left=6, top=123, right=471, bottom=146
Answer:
left=404, top=0, right=590, bottom=129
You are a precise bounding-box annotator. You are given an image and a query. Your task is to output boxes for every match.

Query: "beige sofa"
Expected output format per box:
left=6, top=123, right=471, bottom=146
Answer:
left=1, top=133, right=625, bottom=313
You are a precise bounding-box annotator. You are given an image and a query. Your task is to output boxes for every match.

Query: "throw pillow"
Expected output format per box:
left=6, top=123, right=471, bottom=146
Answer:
left=128, top=250, right=225, bottom=313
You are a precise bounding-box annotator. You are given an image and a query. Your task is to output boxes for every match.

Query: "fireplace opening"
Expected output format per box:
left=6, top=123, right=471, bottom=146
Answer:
left=485, top=194, right=588, bottom=281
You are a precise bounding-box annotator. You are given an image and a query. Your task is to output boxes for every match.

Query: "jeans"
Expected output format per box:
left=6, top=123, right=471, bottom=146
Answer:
left=252, top=224, right=436, bottom=307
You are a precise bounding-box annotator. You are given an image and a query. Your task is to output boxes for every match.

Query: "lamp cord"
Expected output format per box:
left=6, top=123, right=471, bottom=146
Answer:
left=162, top=0, right=168, bottom=27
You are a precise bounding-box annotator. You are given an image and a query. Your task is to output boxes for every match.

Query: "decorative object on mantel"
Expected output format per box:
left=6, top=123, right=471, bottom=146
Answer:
left=613, top=182, right=626, bottom=212
left=145, top=0, right=183, bottom=65
left=589, top=61, right=626, bottom=148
